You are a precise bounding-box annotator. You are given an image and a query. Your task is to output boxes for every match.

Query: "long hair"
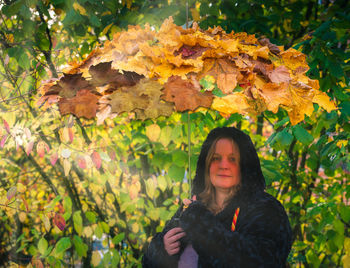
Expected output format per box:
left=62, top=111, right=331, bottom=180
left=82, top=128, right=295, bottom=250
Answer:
left=198, top=136, right=241, bottom=213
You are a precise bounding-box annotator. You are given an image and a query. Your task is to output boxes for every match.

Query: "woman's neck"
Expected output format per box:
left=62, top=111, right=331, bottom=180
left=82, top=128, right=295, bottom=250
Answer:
left=215, top=189, right=230, bottom=210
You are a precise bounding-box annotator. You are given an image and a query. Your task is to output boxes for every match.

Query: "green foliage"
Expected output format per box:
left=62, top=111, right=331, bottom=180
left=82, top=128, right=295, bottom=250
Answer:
left=0, top=0, right=349, bottom=267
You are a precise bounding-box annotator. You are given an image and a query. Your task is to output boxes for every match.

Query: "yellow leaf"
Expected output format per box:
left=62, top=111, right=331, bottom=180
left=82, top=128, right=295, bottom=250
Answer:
left=211, top=93, right=250, bottom=116
left=190, top=8, right=200, bottom=21
left=102, top=23, right=113, bottom=36
left=63, top=159, right=71, bottom=176
left=91, top=251, right=101, bottom=267
left=19, top=212, right=27, bottom=222
left=146, top=124, right=161, bottom=142
left=73, top=2, right=87, bottom=15
left=312, top=91, right=337, bottom=113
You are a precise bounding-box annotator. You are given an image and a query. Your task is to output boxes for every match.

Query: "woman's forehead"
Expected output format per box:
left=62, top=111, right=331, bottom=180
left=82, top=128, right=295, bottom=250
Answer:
left=214, top=138, right=240, bottom=154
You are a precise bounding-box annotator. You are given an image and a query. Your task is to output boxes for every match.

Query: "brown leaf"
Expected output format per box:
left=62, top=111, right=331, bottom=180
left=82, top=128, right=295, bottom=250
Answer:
left=89, top=62, right=143, bottom=88
left=258, top=37, right=280, bottom=55
left=162, top=76, right=213, bottom=111
left=59, top=89, right=99, bottom=119
left=50, top=73, right=94, bottom=98
left=268, top=66, right=291, bottom=84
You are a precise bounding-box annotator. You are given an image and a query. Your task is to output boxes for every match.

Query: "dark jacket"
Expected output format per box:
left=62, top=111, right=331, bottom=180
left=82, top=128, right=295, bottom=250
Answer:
left=142, top=127, right=292, bottom=267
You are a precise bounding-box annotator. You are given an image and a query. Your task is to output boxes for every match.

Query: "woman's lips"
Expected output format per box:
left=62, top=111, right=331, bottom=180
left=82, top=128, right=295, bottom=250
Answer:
left=217, top=174, right=232, bottom=177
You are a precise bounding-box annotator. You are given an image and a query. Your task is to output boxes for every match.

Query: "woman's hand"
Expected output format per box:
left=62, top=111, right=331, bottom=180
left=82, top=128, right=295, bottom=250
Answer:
left=182, top=195, right=197, bottom=210
left=163, top=227, right=186, bottom=256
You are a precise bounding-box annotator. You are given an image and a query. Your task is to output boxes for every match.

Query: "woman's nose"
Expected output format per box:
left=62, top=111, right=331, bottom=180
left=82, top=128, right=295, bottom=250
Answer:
left=219, top=158, right=230, bottom=168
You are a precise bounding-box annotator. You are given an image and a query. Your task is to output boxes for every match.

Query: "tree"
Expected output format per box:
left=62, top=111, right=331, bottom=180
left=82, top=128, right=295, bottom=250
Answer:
left=0, top=0, right=349, bottom=267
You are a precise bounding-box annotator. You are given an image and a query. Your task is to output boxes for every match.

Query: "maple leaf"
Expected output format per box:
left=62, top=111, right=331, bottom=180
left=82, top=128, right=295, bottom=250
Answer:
left=258, top=37, right=281, bottom=55
left=280, top=48, right=309, bottom=72
left=257, top=82, right=292, bottom=113
left=162, top=76, right=213, bottom=111
left=312, top=91, right=336, bottom=112
left=59, top=89, right=99, bottom=119
left=89, top=62, right=143, bottom=88
left=199, top=58, right=240, bottom=94
left=268, top=65, right=291, bottom=84
left=211, top=92, right=251, bottom=116
left=46, top=73, right=94, bottom=99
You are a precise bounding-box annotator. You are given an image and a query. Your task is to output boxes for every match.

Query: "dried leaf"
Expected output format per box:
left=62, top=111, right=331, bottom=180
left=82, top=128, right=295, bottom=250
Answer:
left=268, top=66, right=291, bottom=84
left=59, top=89, right=99, bottom=119
left=162, top=76, right=213, bottom=111
left=89, top=62, right=143, bottom=87
left=54, top=213, right=66, bottom=231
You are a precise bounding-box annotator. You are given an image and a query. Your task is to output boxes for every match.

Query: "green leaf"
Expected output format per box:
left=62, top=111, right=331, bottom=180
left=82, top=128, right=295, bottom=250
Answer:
left=86, top=211, right=96, bottom=223
left=63, top=196, right=72, bottom=215
left=55, top=237, right=71, bottom=255
left=112, top=233, right=125, bottom=245
left=168, top=165, right=185, bottom=182
left=172, top=150, right=188, bottom=167
left=73, top=235, right=88, bottom=257
left=94, top=223, right=103, bottom=239
left=2, top=0, right=23, bottom=16
left=338, top=204, right=350, bottom=223
left=212, top=88, right=226, bottom=97
left=292, top=125, right=314, bottom=146
left=90, top=14, right=102, bottom=27
left=38, top=237, right=48, bottom=256
left=73, top=211, right=83, bottom=235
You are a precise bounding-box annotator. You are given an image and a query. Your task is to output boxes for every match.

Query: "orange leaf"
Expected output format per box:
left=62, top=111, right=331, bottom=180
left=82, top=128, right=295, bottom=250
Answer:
left=36, top=141, right=49, bottom=158
left=59, top=89, right=99, bottom=119
left=32, top=258, right=44, bottom=268
left=162, top=76, right=213, bottom=111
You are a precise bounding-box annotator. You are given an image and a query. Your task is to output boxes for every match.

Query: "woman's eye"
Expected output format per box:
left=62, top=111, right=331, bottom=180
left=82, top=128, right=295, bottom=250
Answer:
left=212, top=156, right=220, bottom=161
left=229, top=157, right=236, bottom=162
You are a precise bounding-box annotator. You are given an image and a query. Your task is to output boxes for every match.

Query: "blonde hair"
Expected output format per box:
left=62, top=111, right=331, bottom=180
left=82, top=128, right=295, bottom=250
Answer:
left=198, top=137, right=241, bottom=214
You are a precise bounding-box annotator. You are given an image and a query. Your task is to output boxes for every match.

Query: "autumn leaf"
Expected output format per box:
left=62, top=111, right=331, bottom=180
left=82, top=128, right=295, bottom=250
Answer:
left=146, top=124, right=161, bottom=142
left=36, top=141, right=49, bottom=158
left=3, top=119, right=10, bottom=133
left=162, top=76, right=213, bottom=111
left=91, top=151, right=102, bottom=169
left=312, top=91, right=337, bottom=112
left=211, top=92, right=250, bottom=116
left=54, top=213, right=66, bottom=231
left=50, top=152, right=58, bottom=166
left=59, top=89, right=99, bottom=119
left=258, top=82, right=292, bottom=113
left=77, top=156, right=87, bottom=169
left=50, top=73, right=94, bottom=99
left=7, top=186, right=17, bottom=200
left=63, top=158, right=71, bottom=176
left=26, top=141, right=34, bottom=156
left=268, top=66, right=291, bottom=84
left=89, top=62, right=143, bottom=87
left=0, top=135, right=7, bottom=148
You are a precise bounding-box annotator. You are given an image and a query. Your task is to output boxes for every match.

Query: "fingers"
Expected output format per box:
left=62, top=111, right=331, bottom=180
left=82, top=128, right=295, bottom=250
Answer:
left=183, top=199, right=192, bottom=206
left=164, top=227, right=186, bottom=256
left=192, top=195, right=197, bottom=201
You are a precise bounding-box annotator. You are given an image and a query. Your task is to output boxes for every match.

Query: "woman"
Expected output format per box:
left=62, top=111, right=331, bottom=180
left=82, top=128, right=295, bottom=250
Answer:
left=142, top=127, right=292, bottom=267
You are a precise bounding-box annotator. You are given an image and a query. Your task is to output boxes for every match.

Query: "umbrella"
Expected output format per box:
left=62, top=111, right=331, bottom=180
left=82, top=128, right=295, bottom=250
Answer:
left=37, top=17, right=336, bottom=126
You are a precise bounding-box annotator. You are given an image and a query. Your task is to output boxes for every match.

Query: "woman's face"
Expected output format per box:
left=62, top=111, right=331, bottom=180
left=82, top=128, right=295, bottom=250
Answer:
left=209, top=138, right=241, bottom=191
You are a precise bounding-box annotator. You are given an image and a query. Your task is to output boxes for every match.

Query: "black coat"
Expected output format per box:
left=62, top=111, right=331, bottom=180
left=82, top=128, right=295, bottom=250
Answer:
left=142, top=127, right=292, bottom=267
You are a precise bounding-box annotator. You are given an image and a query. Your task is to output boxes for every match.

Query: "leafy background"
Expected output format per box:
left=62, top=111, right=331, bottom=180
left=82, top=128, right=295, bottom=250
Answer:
left=0, top=0, right=349, bottom=267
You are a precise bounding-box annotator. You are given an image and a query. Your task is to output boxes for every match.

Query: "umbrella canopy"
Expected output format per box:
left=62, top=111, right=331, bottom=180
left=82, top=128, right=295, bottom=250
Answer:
left=37, top=17, right=335, bottom=125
